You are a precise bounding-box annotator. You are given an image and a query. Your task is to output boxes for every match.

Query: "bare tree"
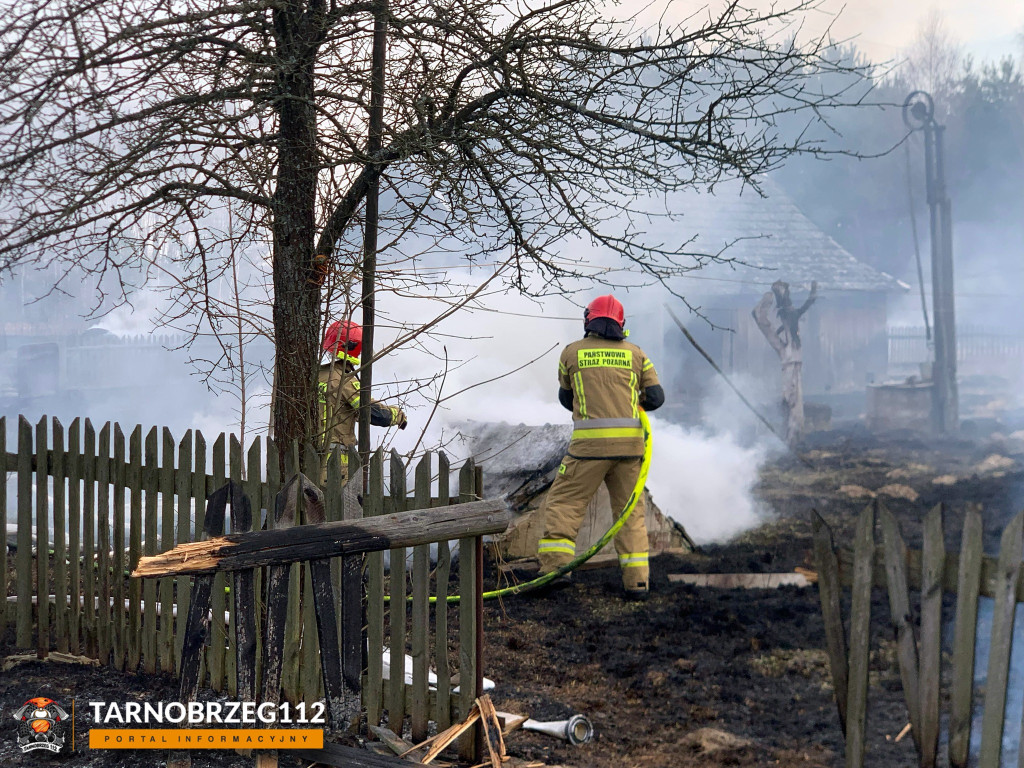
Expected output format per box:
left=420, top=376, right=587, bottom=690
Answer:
left=0, top=0, right=867, bottom=447
left=904, top=9, right=963, bottom=104
left=752, top=280, right=817, bottom=445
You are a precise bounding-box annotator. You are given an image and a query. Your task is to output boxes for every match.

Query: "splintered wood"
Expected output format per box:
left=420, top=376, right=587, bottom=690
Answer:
left=476, top=695, right=507, bottom=767
left=399, top=694, right=509, bottom=766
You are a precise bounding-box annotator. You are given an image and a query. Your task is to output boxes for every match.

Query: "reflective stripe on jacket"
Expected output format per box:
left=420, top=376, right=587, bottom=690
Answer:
left=319, top=362, right=361, bottom=447
left=558, top=335, right=660, bottom=458
left=319, top=361, right=405, bottom=448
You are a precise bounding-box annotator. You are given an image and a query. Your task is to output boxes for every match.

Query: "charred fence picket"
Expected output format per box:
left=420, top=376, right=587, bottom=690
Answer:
left=813, top=501, right=1024, bottom=768
left=1, top=413, right=498, bottom=753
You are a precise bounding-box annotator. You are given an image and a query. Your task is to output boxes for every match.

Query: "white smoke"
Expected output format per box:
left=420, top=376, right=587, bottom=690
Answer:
left=645, top=416, right=769, bottom=544
left=366, top=279, right=776, bottom=544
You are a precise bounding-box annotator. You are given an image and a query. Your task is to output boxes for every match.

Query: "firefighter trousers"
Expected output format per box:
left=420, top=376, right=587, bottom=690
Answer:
left=537, top=455, right=649, bottom=591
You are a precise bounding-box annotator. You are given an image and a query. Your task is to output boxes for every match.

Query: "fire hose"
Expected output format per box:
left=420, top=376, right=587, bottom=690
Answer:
left=389, top=409, right=653, bottom=604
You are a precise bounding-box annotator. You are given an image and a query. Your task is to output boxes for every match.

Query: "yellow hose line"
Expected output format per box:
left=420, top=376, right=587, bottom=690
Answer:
left=421, top=409, right=654, bottom=604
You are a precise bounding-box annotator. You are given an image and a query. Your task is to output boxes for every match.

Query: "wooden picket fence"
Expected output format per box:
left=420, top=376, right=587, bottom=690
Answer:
left=1, top=413, right=488, bottom=746
left=813, top=501, right=1024, bottom=768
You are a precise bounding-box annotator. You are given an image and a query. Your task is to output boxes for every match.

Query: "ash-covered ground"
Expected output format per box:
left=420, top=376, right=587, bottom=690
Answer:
left=2, top=423, right=1023, bottom=767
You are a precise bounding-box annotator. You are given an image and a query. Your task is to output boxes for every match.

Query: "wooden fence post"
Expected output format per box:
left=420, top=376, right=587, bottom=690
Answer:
left=112, top=424, right=126, bottom=671
left=97, top=423, right=111, bottom=665
left=159, top=427, right=176, bottom=674
left=174, top=430, right=193, bottom=674
left=192, top=430, right=208, bottom=686
left=845, top=502, right=875, bottom=768
left=16, top=415, right=33, bottom=649
left=209, top=433, right=227, bottom=691
left=230, top=481, right=257, bottom=703
left=280, top=443, right=302, bottom=704
left=83, top=420, right=99, bottom=658
left=365, top=449, right=385, bottom=728
left=247, top=437, right=264, bottom=691
left=338, top=447, right=363, bottom=718
left=811, top=511, right=848, bottom=734
left=68, top=419, right=82, bottom=656
left=127, top=425, right=143, bottom=672
left=35, top=416, right=50, bottom=659
left=458, top=458, right=480, bottom=764
left=388, top=449, right=408, bottom=731
left=978, top=509, right=1024, bottom=768
left=434, top=452, right=453, bottom=732
left=918, top=504, right=944, bottom=767
left=410, top=452, right=432, bottom=743
left=878, top=501, right=922, bottom=755
left=52, top=418, right=67, bottom=654
left=168, top=483, right=229, bottom=768
left=948, top=505, right=983, bottom=768
left=300, top=443, right=322, bottom=704
left=143, top=426, right=159, bottom=674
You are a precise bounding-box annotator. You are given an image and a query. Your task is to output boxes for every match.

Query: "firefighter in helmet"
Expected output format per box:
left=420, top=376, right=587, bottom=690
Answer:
left=319, top=320, right=407, bottom=481
left=537, top=295, right=664, bottom=599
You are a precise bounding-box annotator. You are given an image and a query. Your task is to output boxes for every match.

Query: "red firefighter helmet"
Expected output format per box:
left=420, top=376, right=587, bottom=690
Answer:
left=584, top=295, right=625, bottom=326
left=322, top=320, right=362, bottom=365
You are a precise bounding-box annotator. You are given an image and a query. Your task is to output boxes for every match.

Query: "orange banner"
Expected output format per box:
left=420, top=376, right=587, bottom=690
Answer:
left=89, top=729, right=323, bottom=749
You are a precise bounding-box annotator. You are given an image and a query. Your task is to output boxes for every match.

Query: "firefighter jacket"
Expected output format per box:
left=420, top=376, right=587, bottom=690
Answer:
left=318, top=361, right=405, bottom=448
left=558, top=334, right=660, bottom=459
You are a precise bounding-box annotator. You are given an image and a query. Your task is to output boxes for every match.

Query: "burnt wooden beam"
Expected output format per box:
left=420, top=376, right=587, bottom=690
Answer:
left=132, top=499, right=510, bottom=577
left=259, top=478, right=300, bottom=708
left=301, top=477, right=356, bottom=732
left=228, top=483, right=257, bottom=703
left=168, top=484, right=229, bottom=768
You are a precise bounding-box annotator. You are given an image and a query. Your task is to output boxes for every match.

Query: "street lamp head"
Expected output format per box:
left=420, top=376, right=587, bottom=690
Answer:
left=902, top=90, right=934, bottom=131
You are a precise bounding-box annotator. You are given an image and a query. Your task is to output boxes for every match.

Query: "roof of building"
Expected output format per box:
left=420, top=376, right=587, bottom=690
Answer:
left=653, top=177, right=909, bottom=295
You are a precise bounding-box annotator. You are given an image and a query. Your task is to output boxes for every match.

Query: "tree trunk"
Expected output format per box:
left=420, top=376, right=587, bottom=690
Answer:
left=780, top=356, right=804, bottom=447
left=752, top=286, right=811, bottom=447
left=271, top=14, right=322, bottom=450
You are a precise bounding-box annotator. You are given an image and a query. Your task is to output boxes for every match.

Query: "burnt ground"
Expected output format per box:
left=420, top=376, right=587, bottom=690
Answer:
left=3, top=423, right=1024, bottom=768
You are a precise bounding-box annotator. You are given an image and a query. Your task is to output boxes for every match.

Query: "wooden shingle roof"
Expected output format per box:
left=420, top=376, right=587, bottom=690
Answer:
left=657, top=177, right=908, bottom=295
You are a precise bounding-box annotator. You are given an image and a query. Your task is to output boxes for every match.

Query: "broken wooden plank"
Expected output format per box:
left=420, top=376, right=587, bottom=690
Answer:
left=133, top=499, right=510, bottom=577
left=476, top=695, right=505, bottom=767
left=666, top=572, right=812, bottom=588
left=3, top=651, right=101, bottom=671
left=421, top=705, right=481, bottom=765
left=369, top=724, right=417, bottom=758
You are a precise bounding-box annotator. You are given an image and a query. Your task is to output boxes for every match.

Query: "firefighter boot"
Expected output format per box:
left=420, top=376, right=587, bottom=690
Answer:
left=622, top=566, right=649, bottom=600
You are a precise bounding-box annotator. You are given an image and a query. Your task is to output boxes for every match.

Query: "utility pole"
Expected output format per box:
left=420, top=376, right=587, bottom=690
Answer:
left=358, top=0, right=389, bottom=484
left=904, top=91, right=958, bottom=434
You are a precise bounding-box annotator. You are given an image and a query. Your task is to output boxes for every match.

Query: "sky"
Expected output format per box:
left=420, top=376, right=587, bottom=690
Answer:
left=815, top=0, right=1024, bottom=62
left=823, top=0, right=1024, bottom=61
left=644, top=0, right=1024, bottom=66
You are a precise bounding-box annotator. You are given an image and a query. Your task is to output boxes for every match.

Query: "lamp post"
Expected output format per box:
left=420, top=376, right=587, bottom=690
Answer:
left=903, top=91, right=958, bottom=434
